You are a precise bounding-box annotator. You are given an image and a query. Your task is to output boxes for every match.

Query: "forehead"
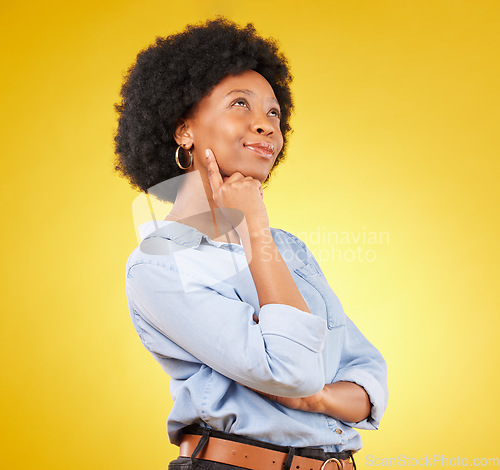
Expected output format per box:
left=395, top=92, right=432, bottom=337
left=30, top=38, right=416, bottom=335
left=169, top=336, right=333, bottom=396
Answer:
left=206, top=70, right=278, bottom=102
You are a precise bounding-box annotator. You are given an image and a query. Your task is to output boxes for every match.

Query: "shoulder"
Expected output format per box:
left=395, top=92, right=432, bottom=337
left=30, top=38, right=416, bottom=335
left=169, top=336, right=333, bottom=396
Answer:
left=270, top=226, right=300, bottom=243
left=270, top=227, right=311, bottom=265
left=125, top=230, right=183, bottom=280
left=125, top=221, right=198, bottom=274
left=270, top=227, right=312, bottom=252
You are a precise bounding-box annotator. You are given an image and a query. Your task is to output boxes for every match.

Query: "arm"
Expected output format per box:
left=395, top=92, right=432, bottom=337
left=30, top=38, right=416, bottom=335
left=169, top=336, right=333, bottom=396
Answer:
left=256, top=314, right=388, bottom=428
left=329, top=315, right=388, bottom=429
left=241, top=225, right=310, bottom=312
left=317, top=381, right=372, bottom=422
left=205, top=148, right=310, bottom=313
left=127, top=259, right=327, bottom=398
left=256, top=381, right=371, bottom=423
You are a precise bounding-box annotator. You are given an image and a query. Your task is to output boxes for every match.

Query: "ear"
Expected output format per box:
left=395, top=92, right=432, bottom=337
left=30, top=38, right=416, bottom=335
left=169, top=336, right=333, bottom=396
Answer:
left=173, top=118, right=194, bottom=148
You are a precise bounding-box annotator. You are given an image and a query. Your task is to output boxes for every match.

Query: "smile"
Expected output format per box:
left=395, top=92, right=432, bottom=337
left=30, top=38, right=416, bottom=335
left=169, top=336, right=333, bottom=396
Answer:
left=244, top=143, right=274, bottom=159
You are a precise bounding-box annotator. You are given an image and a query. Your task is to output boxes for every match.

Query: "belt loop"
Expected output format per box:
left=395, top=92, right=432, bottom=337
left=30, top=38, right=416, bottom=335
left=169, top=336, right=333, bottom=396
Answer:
left=190, top=427, right=211, bottom=467
left=283, top=446, right=296, bottom=470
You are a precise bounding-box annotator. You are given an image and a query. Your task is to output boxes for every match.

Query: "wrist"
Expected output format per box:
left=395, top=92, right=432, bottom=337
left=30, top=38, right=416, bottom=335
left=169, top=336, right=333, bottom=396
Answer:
left=298, top=387, right=328, bottom=414
left=248, top=224, right=271, bottom=240
left=312, top=386, right=328, bottom=414
left=238, top=220, right=271, bottom=245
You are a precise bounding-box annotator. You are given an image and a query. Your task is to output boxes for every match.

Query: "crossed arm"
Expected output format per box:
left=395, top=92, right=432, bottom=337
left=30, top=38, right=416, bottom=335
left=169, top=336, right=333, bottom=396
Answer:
left=255, top=381, right=372, bottom=424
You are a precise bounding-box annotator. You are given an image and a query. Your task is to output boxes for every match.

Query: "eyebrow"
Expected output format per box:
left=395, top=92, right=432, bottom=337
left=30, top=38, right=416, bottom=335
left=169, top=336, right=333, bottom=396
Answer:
left=225, top=89, right=280, bottom=107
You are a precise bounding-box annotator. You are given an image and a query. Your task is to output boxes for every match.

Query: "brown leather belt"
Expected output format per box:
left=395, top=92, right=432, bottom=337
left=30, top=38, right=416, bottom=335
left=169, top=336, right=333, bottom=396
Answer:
left=179, top=433, right=354, bottom=470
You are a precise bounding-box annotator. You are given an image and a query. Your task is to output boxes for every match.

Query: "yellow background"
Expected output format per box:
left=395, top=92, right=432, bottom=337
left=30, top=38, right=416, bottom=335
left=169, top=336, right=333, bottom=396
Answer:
left=1, top=0, right=499, bottom=468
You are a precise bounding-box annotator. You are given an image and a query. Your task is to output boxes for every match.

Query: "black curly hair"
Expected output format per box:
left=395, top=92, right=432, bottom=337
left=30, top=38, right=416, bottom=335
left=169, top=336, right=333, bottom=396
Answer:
left=113, top=16, right=294, bottom=202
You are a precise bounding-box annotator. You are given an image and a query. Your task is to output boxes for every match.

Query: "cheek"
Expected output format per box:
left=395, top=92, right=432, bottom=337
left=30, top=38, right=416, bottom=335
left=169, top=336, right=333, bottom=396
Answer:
left=277, top=132, right=284, bottom=153
left=219, top=115, right=243, bottom=135
left=193, top=118, right=242, bottom=164
left=211, top=118, right=244, bottom=149
left=193, top=116, right=238, bottom=150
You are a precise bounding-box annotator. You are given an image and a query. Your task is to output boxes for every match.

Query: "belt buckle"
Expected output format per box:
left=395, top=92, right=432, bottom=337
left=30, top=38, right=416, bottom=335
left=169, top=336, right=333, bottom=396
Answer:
left=321, top=457, right=342, bottom=470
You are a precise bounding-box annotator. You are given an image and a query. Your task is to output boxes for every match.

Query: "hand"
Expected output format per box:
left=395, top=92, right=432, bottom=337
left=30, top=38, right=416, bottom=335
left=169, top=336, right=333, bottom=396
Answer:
left=250, top=382, right=372, bottom=422
left=251, top=387, right=326, bottom=414
left=205, top=148, right=269, bottom=233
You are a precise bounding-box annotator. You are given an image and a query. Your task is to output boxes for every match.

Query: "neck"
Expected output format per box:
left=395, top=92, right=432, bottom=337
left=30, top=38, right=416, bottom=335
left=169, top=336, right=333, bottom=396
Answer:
left=168, top=168, right=240, bottom=242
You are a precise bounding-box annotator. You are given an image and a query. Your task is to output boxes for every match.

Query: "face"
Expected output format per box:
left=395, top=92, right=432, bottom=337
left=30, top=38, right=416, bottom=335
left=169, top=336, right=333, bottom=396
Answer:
left=176, top=70, right=283, bottom=182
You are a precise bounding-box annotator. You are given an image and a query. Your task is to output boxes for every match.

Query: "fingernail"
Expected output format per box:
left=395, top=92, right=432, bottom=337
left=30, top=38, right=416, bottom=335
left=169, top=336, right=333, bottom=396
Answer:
left=205, top=149, right=210, bottom=159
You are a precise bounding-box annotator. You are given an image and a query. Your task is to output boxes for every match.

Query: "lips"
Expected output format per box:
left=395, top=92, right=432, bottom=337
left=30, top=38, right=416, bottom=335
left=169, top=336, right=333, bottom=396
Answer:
left=244, top=142, right=275, bottom=159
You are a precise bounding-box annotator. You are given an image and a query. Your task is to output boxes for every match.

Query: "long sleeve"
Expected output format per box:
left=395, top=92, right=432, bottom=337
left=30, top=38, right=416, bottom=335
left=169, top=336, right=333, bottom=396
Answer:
left=126, top=260, right=328, bottom=398
left=332, top=315, right=388, bottom=430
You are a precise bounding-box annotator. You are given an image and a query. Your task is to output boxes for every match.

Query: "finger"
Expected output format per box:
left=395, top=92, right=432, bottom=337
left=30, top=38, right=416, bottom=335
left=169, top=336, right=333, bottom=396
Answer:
left=205, top=149, right=223, bottom=194
left=223, top=171, right=247, bottom=184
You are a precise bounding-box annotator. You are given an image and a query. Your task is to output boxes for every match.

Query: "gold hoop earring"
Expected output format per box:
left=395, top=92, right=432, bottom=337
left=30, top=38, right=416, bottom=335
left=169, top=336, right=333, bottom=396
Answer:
left=262, top=172, right=271, bottom=189
left=175, top=145, right=193, bottom=170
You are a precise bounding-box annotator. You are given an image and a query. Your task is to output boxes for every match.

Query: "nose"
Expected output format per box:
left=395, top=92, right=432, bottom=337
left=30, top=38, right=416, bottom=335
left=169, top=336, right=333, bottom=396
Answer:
left=251, top=110, right=275, bottom=135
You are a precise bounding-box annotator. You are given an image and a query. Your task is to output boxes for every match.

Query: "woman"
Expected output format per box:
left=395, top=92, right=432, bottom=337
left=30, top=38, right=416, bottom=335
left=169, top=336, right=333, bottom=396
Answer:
left=114, top=17, right=388, bottom=470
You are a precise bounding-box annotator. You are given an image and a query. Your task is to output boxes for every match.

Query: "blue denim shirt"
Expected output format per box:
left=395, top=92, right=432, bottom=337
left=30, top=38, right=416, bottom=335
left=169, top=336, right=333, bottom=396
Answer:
left=125, top=220, right=388, bottom=452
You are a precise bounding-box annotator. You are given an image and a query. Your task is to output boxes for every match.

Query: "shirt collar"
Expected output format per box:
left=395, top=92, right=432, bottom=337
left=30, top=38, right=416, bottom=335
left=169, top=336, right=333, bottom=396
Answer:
left=138, top=220, right=243, bottom=251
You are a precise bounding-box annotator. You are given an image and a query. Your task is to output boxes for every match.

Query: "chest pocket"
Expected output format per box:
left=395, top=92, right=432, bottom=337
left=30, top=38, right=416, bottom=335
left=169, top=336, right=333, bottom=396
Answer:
left=293, top=263, right=346, bottom=330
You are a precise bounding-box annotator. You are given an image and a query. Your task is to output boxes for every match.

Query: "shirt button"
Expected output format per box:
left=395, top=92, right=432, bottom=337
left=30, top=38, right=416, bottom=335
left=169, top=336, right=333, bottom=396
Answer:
left=335, top=429, right=342, bottom=434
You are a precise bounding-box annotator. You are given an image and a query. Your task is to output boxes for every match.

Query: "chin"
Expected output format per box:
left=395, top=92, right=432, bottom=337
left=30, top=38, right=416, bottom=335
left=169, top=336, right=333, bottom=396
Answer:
left=227, top=166, right=268, bottom=182
left=253, top=172, right=269, bottom=183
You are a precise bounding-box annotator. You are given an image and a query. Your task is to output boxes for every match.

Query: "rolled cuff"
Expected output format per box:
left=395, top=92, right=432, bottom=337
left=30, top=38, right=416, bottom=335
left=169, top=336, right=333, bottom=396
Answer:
left=258, top=303, right=328, bottom=353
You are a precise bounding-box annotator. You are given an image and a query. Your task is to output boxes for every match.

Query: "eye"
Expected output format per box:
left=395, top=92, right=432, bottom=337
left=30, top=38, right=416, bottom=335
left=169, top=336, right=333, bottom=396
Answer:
left=269, top=108, right=281, bottom=119
left=232, top=98, right=248, bottom=108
